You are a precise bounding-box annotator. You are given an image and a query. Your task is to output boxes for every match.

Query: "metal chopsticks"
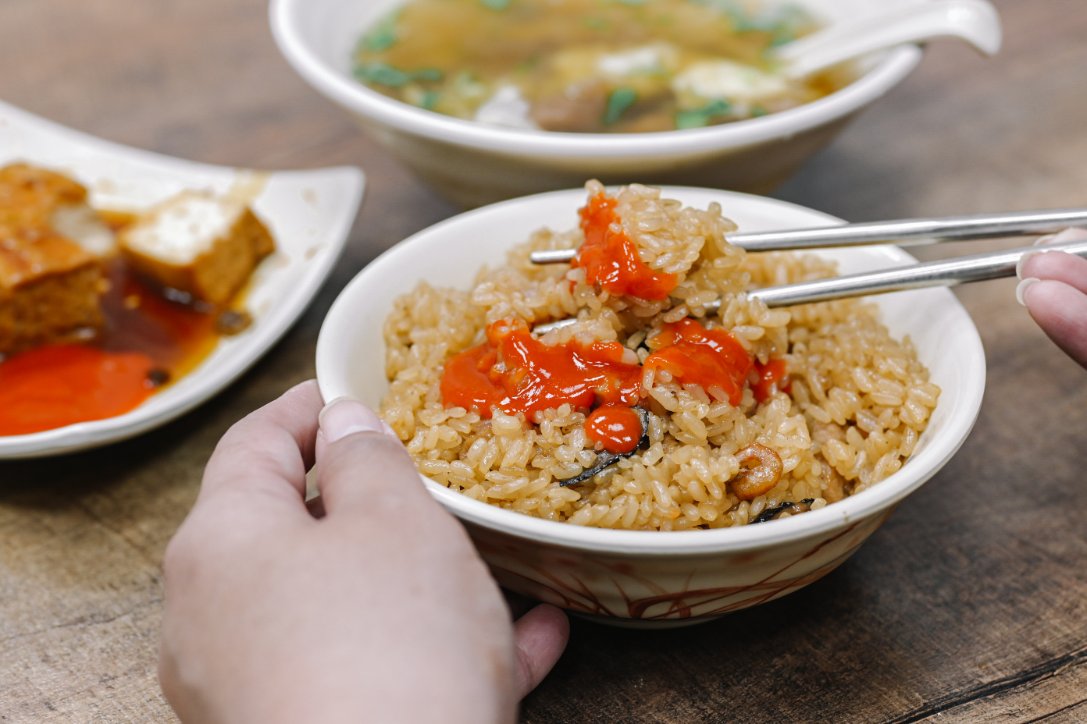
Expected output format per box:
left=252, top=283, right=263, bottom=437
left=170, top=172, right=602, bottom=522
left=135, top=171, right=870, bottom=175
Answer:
left=532, top=239, right=1087, bottom=335
left=750, top=238, right=1087, bottom=306
left=527, top=208, right=1087, bottom=264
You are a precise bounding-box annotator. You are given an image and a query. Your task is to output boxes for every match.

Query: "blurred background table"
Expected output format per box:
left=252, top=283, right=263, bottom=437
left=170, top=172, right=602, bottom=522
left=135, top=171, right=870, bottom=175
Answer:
left=1, top=1, right=1085, bottom=721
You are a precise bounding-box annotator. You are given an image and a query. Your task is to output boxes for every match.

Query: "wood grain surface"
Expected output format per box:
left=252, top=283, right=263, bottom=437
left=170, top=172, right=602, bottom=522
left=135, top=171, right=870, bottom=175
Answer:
left=1, top=1, right=1085, bottom=721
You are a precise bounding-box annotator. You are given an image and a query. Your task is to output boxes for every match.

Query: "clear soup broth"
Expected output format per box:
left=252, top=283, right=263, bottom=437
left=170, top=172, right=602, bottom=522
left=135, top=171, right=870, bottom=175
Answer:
left=353, top=0, right=850, bottom=133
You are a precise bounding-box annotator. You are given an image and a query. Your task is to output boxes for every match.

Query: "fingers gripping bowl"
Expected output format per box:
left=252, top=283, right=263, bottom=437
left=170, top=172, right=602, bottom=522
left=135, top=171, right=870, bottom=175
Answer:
left=316, top=186, right=985, bottom=626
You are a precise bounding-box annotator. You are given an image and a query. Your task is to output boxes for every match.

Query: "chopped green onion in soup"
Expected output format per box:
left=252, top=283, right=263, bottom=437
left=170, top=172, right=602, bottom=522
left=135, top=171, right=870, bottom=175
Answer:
left=352, top=0, right=852, bottom=133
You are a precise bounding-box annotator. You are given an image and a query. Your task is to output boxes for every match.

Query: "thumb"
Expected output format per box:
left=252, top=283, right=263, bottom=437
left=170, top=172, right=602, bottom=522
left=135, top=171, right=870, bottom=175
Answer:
left=1021, top=280, right=1087, bottom=369
left=512, top=604, right=570, bottom=698
left=1031, top=227, right=1087, bottom=247
left=315, top=398, right=430, bottom=516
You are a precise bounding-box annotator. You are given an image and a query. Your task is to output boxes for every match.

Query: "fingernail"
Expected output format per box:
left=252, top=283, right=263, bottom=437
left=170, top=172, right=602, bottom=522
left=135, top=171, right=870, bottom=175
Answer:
left=1016, top=250, right=1040, bottom=279
left=1036, top=227, right=1087, bottom=246
left=1016, top=277, right=1040, bottom=307
left=319, top=397, right=386, bottom=443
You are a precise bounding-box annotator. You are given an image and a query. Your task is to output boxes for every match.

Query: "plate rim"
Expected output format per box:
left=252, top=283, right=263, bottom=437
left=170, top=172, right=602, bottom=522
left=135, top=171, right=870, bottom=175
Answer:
left=0, top=99, right=366, bottom=459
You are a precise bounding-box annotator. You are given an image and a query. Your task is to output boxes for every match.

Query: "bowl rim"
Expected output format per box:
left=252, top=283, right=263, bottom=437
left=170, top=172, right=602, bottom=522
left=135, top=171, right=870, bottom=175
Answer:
left=270, top=0, right=923, bottom=160
left=316, top=186, right=987, bottom=556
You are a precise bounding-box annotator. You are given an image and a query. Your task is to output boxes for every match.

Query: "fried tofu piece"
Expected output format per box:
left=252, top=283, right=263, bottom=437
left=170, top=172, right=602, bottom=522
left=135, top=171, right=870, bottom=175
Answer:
left=119, top=191, right=275, bottom=306
left=0, top=163, right=114, bottom=355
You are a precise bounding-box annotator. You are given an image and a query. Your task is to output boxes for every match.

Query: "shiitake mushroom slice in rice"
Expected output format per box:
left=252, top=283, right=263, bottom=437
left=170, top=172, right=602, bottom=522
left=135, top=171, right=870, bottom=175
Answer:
left=752, top=499, right=816, bottom=524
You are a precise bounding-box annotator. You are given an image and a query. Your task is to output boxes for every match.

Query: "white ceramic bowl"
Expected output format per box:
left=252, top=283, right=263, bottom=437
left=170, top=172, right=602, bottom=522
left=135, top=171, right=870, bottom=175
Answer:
left=316, top=187, right=986, bottom=626
left=271, top=0, right=923, bottom=207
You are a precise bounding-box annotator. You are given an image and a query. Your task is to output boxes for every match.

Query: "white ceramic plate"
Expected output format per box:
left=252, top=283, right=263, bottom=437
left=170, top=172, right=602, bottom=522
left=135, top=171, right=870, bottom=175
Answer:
left=0, top=100, right=365, bottom=458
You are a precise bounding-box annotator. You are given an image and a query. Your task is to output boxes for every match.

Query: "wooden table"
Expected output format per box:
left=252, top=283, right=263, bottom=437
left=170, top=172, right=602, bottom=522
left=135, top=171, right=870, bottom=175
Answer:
left=1, top=1, right=1085, bottom=721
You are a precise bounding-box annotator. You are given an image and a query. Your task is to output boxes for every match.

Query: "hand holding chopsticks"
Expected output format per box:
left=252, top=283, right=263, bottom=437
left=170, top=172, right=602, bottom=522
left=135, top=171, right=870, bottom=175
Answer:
left=1018, top=228, right=1087, bottom=369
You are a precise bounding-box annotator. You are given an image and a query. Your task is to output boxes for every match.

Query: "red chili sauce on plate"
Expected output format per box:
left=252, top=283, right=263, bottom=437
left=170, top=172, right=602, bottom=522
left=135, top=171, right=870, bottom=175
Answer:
left=0, top=252, right=235, bottom=437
